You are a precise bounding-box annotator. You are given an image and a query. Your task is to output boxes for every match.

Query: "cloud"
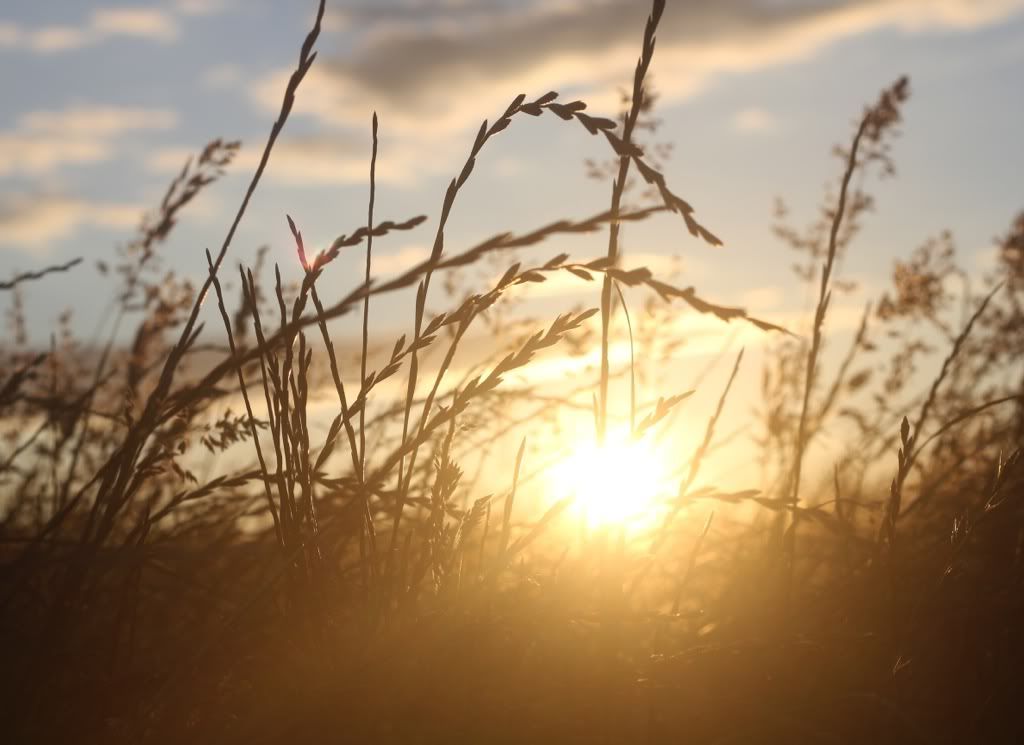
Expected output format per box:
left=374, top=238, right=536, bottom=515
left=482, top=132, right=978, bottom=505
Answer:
left=235, top=137, right=393, bottom=185
left=0, top=105, right=177, bottom=177
left=738, top=285, right=785, bottom=310
left=0, top=5, right=180, bottom=54
left=292, top=0, right=1024, bottom=130
left=149, top=131, right=455, bottom=187
left=145, top=146, right=196, bottom=173
left=265, top=134, right=457, bottom=187
left=29, top=26, right=92, bottom=53
left=201, top=63, right=243, bottom=89
left=0, top=194, right=141, bottom=251
left=0, top=22, right=19, bottom=47
left=244, top=0, right=1023, bottom=185
left=175, top=0, right=233, bottom=16
left=0, top=134, right=108, bottom=176
left=372, top=244, right=430, bottom=275
left=732, top=106, right=780, bottom=134
left=91, top=8, right=178, bottom=42
left=19, top=105, right=176, bottom=138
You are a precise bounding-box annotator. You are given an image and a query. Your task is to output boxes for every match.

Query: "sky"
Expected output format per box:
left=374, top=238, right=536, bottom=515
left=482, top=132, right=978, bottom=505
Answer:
left=2, top=0, right=1024, bottom=352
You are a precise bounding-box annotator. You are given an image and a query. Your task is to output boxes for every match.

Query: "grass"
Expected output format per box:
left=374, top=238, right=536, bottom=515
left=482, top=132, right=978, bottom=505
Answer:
left=3, top=1, right=1024, bottom=743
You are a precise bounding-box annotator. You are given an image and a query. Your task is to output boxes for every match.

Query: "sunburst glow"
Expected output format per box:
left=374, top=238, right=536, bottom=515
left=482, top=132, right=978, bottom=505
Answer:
left=550, top=429, right=672, bottom=529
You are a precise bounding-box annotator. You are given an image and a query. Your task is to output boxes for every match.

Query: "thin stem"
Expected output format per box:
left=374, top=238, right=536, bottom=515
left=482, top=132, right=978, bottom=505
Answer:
left=360, top=113, right=378, bottom=474
left=599, top=0, right=665, bottom=443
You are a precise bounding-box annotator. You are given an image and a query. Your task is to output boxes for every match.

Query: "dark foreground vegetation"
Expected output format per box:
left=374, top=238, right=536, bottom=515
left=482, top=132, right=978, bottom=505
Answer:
left=3, top=2, right=1024, bottom=742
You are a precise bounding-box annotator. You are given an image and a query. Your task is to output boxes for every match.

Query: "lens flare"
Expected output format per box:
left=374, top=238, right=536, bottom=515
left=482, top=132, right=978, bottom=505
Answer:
left=551, top=429, right=671, bottom=529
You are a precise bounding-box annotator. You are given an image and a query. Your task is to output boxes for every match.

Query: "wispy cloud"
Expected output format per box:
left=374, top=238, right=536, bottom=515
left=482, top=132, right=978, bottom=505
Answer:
left=91, top=7, right=178, bottom=42
left=29, top=26, right=93, bottom=54
left=372, top=244, right=430, bottom=275
left=149, top=132, right=454, bottom=187
left=0, top=105, right=176, bottom=177
left=0, top=193, right=141, bottom=251
left=0, top=21, right=18, bottom=48
left=201, top=63, right=243, bottom=89
left=271, top=0, right=1024, bottom=131
left=19, top=105, right=176, bottom=138
left=739, top=285, right=785, bottom=310
left=0, top=134, right=107, bottom=176
left=0, top=6, right=180, bottom=54
left=174, top=0, right=233, bottom=17
left=244, top=0, right=1023, bottom=186
left=732, top=107, right=780, bottom=134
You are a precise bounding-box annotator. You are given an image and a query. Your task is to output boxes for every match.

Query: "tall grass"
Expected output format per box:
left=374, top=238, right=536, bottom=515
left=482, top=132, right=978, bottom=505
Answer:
left=2, top=1, right=1024, bottom=743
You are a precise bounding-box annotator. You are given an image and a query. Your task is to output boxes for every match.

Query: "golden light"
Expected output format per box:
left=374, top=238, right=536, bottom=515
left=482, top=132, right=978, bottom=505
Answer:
left=550, top=428, right=672, bottom=530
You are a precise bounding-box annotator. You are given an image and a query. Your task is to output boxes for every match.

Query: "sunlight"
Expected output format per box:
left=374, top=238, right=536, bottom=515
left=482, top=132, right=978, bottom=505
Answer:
left=550, top=429, right=672, bottom=529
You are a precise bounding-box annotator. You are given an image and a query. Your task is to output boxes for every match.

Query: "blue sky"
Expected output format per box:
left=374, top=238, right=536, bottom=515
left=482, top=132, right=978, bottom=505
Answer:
left=2, top=0, right=1024, bottom=345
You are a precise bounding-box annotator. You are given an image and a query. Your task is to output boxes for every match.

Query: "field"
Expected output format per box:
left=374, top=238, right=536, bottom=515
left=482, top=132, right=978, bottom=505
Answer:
left=3, top=1, right=1024, bottom=743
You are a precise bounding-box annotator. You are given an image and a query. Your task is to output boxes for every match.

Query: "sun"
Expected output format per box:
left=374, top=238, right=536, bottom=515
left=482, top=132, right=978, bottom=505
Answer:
left=550, top=428, right=672, bottom=529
